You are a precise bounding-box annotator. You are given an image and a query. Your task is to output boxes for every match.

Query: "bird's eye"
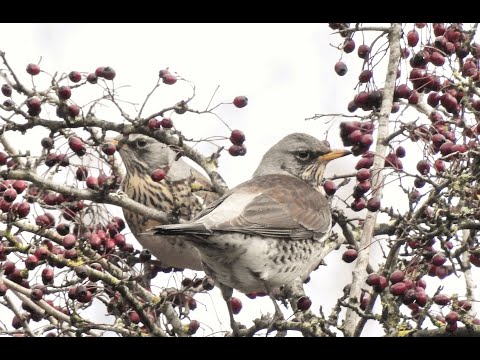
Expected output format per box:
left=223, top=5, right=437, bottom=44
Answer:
left=136, top=139, right=148, bottom=148
left=296, top=151, right=312, bottom=161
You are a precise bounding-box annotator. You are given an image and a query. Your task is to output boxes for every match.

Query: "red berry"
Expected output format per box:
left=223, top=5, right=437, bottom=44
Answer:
left=95, top=66, right=106, bottom=77
left=323, top=180, right=337, bottom=195
left=113, top=233, right=126, bottom=247
left=159, top=69, right=171, bottom=78
left=162, top=73, right=177, bottom=84
left=407, top=30, right=419, bottom=47
left=351, top=198, right=366, bottom=212
left=430, top=52, right=445, bottom=66
left=356, top=168, right=370, bottom=181
left=86, top=176, right=98, bottom=190
left=228, top=144, right=247, bottom=157
left=416, top=160, right=430, bottom=175
left=1, top=84, right=12, bottom=97
left=34, top=247, right=49, bottom=261
left=102, top=67, right=116, bottom=80
left=12, top=180, right=26, bottom=194
left=25, top=255, right=39, bottom=270
left=45, top=153, right=58, bottom=167
left=151, top=169, right=166, bottom=182
left=68, top=71, right=82, bottom=83
left=148, top=118, right=161, bottom=130
left=86, top=73, right=97, bottom=84
left=57, top=86, right=72, bottom=100
left=357, top=44, right=370, bottom=59
left=3, top=188, right=17, bottom=202
left=36, top=214, right=53, bottom=227
left=373, top=276, right=388, bottom=292
left=16, top=202, right=30, bottom=218
left=343, top=38, right=355, bottom=53
left=358, top=69, right=373, bottom=83
left=102, top=143, right=116, bottom=155
left=41, top=267, right=54, bottom=284
left=129, top=311, right=141, bottom=324
left=67, top=104, right=80, bottom=117
left=76, top=166, right=88, bottom=181
left=188, top=320, right=200, bottom=335
left=334, top=61, right=348, bottom=76
left=390, top=282, right=407, bottom=296
left=433, top=294, right=450, bottom=306
left=432, top=253, right=447, bottom=266
left=395, top=146, right=406, bottom=158
left=62, top=234, right=76, bottom=249
left=233, top=96, right=248, bottom=108
left=26, top=63, right=40, bottom=76
left=230, top=297, right=242, bottom=314
left=160, top=118, right=173, bottom=129
left=445, top=311, right=459, bottom=324
left=366, top=273, right=381, bottom=286
left=229, top=130, right=246, bottom=145
left=389, top=270, right=405, bottom=284
left=366, top=197, right=380, bottom=212
left=68, top=136, right=85, bottom=153
left=296, top=296, right=312, bottom=311
left=3, top=261, right=15, bottom=275
left=342, top=249, right=358, bottom=263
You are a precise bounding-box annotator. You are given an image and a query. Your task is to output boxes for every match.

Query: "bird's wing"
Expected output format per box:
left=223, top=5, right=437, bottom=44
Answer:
left=149, top=174, right=331, bottom=241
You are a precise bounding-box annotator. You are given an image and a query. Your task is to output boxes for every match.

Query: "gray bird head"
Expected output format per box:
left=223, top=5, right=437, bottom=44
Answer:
left=112, top=134, right=178, bottom=176
left=253, top=133, right=351, bottom=188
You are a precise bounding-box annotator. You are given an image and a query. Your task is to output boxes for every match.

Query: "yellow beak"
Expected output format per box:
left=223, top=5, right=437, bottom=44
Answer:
left=318, top=149, right=352, bottom=162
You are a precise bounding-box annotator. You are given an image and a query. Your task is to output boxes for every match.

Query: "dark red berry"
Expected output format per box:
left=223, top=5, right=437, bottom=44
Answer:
left=233, top=96, right=248, bottom=108
left=151, top=169, right=166, bottom=182
left=68, top=71, right=82, bottom=83
left=407, top=30, right=419, bottom=47
left=62, top=234, right=76, bottom=249
left=25, top=255, right=39, bottom=270
left=228, top=144, right=247, bottom=157
left=57, top=86, right=72, bottom=100
left=1, top=84, right=12, bottom=97
left=296, top=296, right=312, bottom=311
left=323, top=180, right=337, bottom=196
left=334, top=61, right=348, bottom=76
left=102, top=143, right=116, bottom=155
left=26, top=63, right=40, bottom=76
left=160, top=118, right=173, bottom=129
left=357, top=44, right=370, bottom=59
left=230, top=297, right=242, bottom=314
left=433, top=294, right=450, bottom=306
left=390, top=282, right=407, bottom=296
left=3, top=188, right=16, bottom=202
left=342, top=249, right=358, bottom=263
left=366, top=197, right=380, bottom=212
left=86, top=73, right=97, bottom=84
left=102, top=67, right=116, bottom=80
left=162, top=74, right=177, bottom=85
left=229, top=130, right=245, bottom=145
left=389, top=270, right=405, bottom=284
left=16, top=202, right=30, bottom=218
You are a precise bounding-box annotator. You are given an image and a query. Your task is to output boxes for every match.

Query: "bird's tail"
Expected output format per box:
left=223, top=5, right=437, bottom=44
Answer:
left=141, top=223, right=212, bottom=237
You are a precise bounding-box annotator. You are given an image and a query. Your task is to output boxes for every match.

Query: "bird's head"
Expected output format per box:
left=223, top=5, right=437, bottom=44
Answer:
left=111, top=134, right=178, bottom=176
left=253, top=133, right=351, bottom=188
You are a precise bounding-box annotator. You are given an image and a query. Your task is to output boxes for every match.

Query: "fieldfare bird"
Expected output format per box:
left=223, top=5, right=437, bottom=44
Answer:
left=114, top=134, right=219, bottom=271
left=147, top=133, right=351, bottom=332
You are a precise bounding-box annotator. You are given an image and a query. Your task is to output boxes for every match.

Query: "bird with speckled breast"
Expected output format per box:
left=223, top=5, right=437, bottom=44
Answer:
left=147, top=133, right=351, bottom=332
left=113, top=134, right=220, bottom=271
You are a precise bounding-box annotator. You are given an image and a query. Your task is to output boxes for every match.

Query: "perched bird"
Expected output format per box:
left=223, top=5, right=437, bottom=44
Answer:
left=147, top=133, right=351, bottom=332
left=113, top=134, right=219, bottom=271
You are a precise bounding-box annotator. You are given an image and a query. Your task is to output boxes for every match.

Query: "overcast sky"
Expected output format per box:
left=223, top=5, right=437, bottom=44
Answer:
left=0, top=23, right=477, bottom=336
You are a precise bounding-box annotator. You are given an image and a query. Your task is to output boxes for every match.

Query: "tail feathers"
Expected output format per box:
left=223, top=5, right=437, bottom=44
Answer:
left=141, top=223, right=212, bottom=236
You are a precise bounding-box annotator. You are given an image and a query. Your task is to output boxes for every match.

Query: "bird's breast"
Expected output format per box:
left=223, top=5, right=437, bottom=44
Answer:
left=197, top=234, right=325, bottom=293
